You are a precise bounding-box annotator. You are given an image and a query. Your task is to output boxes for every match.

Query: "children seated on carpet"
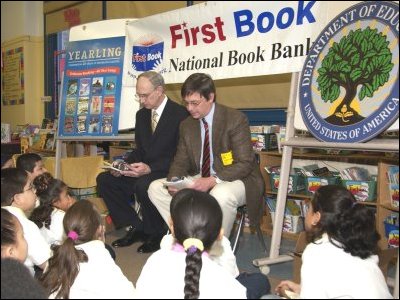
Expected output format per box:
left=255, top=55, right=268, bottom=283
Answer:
left=1, top=168, right=51, bottom=276
left=39, top=200, right=135, bottom=299
left=275, top=185, right=392, bottom=299
left=136, top=189, right=247, bottom=299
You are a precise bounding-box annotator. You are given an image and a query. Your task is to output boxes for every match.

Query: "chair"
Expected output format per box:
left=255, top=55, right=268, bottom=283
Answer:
left=230, top=205, right=268, bottom=254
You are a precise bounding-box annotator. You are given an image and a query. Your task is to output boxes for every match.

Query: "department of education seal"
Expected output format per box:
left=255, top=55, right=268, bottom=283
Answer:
left=299, top=1, right=399, bottom=142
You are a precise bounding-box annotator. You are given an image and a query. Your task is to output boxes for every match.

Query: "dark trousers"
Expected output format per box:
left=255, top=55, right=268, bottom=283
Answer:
left=96, top=172, right=166, bottom=236
left=236, top=272, right=271, bottom=299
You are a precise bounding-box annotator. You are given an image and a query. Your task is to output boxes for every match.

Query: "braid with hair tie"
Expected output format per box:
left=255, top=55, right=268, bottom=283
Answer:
left=183, top=238, right=204, bottom=252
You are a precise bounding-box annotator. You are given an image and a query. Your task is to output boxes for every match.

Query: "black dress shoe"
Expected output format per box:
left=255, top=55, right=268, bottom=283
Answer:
left=112, top=227, right=147, bottom=248
left=137, top=235, right=162, bottom=253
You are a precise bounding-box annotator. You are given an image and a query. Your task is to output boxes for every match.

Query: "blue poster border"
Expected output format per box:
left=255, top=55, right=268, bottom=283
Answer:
left=58, top=36, right=125, bottom=136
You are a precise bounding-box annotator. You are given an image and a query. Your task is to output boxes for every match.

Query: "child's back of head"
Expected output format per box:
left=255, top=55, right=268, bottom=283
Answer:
left=16, top=153, right=42, bottom=173
left=170, top=189, right=223, bottom=299
left=309, top=185, right=380, bottom=258
left=40, top=200, right=102, bottom=298
left=16, top=153, right=47, bottom=179
left=1, top=258, right=46, bottom=299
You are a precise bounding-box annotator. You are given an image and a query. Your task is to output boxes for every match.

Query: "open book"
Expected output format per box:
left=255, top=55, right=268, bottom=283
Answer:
left=163, top=177, right=194, bottom=190
left=101, top=161, right=122, bottom=172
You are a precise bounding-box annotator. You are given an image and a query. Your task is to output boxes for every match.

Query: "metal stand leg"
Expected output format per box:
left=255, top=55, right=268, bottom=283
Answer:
left=256, top=226, right=268, bottom=253
left=232, top=209, right=245, bottom=254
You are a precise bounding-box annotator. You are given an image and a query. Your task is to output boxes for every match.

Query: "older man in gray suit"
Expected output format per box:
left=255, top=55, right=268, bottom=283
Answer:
left=148, top=73, right=264, bottom=237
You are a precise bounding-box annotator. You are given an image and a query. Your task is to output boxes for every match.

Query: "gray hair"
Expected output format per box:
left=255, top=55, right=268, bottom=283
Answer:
left=137, top=71, right=165, bottom=91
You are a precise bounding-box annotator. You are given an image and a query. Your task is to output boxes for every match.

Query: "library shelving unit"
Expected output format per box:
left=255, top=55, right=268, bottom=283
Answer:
left=252, top=73, right=399, bottom=298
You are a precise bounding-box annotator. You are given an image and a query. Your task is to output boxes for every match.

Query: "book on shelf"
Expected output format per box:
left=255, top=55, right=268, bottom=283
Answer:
left=264, top=165, right=281, bottom=174
left=387, top=165, right=399, bottom=208
left=303, top=164, right=319, bottom=176
left=340, top=166, right=370, bottom=181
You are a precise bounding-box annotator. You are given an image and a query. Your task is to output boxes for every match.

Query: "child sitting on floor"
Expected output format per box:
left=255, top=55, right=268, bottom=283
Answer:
left=39, top=200, right=135, bottom=299
left=136, top=189, right=247, bottom=299
left=275, top=185, right=392, bottom=299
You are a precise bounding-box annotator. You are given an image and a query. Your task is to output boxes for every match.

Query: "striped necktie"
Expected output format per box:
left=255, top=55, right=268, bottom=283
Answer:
left=201, top=118, right=210, bottom=177
left=152, top=110, right=158, bottom=133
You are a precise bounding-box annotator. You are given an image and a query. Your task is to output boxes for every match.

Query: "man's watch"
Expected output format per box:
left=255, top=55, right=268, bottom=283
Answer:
left=213, top=175, right=223, bottom=184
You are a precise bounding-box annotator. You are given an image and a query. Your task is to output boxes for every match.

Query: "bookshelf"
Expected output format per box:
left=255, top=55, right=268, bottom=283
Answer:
left=258, top=150, right=398, bottom=244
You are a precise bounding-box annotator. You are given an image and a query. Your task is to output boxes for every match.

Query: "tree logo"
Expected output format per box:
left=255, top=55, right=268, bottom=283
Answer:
left=299, top=1, right=398, bottom=142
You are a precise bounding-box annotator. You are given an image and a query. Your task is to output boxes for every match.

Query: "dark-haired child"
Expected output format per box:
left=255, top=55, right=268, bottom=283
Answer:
left=16, top=153, right=48, bottom=180
left=30, top=172, right=76, bottom=246
left=136, top=189, right=246, bottom=298
left=40, top=200, right=135, bottom=298
left=1, top=208, right=28, bottom=262
left=276, top=185, right=392, bottom=298
left=1, top=168, right=51, bottom=275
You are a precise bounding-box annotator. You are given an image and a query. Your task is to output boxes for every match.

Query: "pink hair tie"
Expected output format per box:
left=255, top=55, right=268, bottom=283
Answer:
left=67, top=230, right=79, bottom=241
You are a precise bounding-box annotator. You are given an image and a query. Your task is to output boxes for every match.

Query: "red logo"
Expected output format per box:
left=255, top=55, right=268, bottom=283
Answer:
left=64, top=8, right=81, bottom=28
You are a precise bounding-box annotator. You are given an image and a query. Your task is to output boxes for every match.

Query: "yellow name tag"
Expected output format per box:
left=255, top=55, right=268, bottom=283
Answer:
left=221, top=151, right=233, bottom=166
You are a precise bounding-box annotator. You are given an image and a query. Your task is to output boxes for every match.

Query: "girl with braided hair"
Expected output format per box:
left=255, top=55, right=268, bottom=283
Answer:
left=136, top=189, right=246, bottom=299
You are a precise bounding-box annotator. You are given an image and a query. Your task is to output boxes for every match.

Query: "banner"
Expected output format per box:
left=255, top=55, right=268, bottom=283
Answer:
left=1, top=47, right=24, bottom=105
left=58, top=36, right=125, bottom=136
left=123, top=1, right=329, bottom=84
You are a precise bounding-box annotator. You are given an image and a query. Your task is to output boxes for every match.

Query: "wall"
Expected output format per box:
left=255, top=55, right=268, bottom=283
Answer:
left=1, top=1, right=44, bottom=130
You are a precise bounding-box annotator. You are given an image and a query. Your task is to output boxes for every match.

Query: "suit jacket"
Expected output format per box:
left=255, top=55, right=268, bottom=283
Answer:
left=127, top=98, right=189, bottom=176
left=168, top=103, right=265, bottom=226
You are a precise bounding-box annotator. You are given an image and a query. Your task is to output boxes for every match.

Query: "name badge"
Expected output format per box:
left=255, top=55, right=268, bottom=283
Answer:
left=221, top=151, right=233, bottom=166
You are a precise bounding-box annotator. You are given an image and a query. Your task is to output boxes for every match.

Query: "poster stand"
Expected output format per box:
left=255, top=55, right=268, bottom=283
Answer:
left=54, top=134, right=134, bottom=179
left=252, top=72, right=399, bottom=298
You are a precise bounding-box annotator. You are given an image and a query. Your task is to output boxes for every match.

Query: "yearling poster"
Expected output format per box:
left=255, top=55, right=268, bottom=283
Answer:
left=58, top=36, right=125, bottom=136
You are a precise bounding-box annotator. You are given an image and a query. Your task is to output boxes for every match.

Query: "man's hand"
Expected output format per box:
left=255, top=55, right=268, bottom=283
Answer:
left=110, top=169, right=122, bottom=177
left=120, top=162, right=151, bottom=177
left=191, top=176, right=217, bottom=192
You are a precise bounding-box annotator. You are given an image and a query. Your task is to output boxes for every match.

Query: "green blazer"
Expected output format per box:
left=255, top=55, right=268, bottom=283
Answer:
left=168, top=103, right=265, bottom=226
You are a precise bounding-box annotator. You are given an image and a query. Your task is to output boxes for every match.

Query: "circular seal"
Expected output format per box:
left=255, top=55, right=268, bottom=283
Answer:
left=299, top=1, right=399, bottom=142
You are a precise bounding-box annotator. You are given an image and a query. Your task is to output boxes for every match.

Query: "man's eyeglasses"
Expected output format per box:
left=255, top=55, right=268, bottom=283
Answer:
left=134, top=89, right=156, bottom=102
left=183, top=100, right=203, bottom=107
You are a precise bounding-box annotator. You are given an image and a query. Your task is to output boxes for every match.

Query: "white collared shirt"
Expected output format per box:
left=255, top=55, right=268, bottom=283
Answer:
left=50, top=240, right=135, bottom=299
left=136, top=236, right=246, bottom=299
left=3, top=206, right=52, bottom=276
left=300, top=233, right=392, bottom=299
left=39, top=208, right=66, bottom=246
left=201, top=103, right=216, bottom=175
left=152, top=95, right=168, bottom=126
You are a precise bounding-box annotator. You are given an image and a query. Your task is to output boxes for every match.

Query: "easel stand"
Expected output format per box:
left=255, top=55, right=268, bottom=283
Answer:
left=253, top=72, right=399, bottom=298
left=54, top=134, right=134, bottom=179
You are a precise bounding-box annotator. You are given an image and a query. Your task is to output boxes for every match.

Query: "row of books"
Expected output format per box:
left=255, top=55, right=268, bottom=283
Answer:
left=265, top=196, right=307, bottom=217
left=266, top=164, right=374, bottom=182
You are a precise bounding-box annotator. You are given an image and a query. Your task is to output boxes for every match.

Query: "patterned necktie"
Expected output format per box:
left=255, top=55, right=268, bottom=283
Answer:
left=152, top=110, right=158, bottom=133
left=201, top=118, right=210, bottom=177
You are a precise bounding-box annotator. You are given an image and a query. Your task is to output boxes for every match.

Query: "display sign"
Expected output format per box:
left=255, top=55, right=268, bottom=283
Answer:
left=58, top=36, right=125, bottom=136
left=299, top=1, right=399, bottom=142
left=123, top=1, right=328, bottom=85
left=1, top=47, right=24, bottom=105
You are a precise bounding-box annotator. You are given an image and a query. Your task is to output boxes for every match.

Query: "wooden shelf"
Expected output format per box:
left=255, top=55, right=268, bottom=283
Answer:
left=380, top=202, right=399, bottom=212
left=259, top=150, right=399, bottom=163
left=259, top=151, right=399, bottom=247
